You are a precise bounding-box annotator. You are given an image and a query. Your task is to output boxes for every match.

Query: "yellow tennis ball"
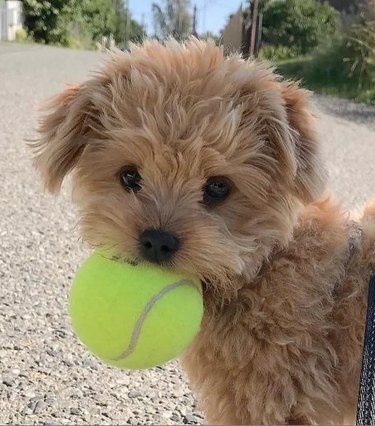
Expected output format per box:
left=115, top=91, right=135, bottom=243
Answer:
left=69, top=250, right=203, bottom=370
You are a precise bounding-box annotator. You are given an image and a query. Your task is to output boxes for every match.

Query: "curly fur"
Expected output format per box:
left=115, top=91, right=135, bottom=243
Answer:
left=31, top=38, right=375, bottom=424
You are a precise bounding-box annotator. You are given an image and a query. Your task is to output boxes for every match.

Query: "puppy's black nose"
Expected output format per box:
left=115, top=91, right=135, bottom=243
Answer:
left=140, top=229, right=179, bottom=264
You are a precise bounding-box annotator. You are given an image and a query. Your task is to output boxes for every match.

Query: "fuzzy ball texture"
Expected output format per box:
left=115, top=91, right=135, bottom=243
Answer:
left=69, top=250, right=203, bottom=369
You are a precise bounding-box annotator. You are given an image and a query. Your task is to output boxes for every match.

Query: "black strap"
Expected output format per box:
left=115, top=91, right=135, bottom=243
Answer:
left=357, top=274, right=375, bottom=425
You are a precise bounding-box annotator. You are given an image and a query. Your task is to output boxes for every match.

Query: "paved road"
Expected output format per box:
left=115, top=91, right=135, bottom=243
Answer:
left=0, top=43, right=374, bottom=425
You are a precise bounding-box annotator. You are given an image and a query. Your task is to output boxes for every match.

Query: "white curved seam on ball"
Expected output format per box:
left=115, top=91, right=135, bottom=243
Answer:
left=111, top=279, right=200, bottom=361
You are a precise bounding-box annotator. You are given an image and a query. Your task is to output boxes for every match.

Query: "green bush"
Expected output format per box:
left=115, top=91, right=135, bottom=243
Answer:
left=259, top=44, right=298, bottom=61
left=23, top=0, right=144, bottom=48
left=309, top=20, right=375, bottom=91
left=23, top=0, right=71, bottom=45
left=15, top=28, right=29, bottom=42
left=262, top=0, right=340, bottom=55
left=66, top=36, right=84, bottom=49
left=344, top=20, right=375, bottom=87
left=276, top=20, right=375, bottom=104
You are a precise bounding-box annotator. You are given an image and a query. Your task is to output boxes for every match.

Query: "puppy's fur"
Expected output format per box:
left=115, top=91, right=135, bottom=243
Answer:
left=32, top=39, right=375, bottom=424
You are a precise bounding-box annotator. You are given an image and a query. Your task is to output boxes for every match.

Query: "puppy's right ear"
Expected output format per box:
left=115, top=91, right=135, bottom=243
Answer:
left=32, top=84, right=95, bottom=193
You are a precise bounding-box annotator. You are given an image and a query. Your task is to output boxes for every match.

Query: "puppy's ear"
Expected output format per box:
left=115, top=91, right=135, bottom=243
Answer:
left=32, top=84, right=96, bottom=193
left=282, top=81, right=326, bottom=202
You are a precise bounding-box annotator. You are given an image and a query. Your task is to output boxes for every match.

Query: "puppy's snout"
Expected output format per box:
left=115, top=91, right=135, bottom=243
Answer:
left=140, top=229, right=180, bottom=264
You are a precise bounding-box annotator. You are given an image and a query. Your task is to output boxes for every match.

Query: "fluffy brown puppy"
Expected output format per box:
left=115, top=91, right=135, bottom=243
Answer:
left=32, top=39, right=375, bottom=424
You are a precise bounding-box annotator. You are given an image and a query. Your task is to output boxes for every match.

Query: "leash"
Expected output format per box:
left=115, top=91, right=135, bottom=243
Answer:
left=356, top=274, right=375, bottom=425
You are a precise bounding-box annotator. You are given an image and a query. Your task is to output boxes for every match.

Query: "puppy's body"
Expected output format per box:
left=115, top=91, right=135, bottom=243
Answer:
left=184, top=200, right=375, bottom=424
left=32, top=39, right=375, bottom=424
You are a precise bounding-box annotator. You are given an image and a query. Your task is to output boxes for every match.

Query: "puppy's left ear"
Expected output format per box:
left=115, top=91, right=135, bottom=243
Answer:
left=282, top=81, right=326, bottom=202
left=31, top=83, right=99, bottom=193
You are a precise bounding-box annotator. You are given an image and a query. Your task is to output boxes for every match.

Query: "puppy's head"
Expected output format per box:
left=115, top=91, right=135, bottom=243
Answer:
left=32, top=39, right=325, bottom=299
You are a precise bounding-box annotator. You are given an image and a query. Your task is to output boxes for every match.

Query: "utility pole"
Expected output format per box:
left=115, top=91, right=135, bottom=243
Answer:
left=124, top=0, right=130, bottom=48
left=141, top=13, right=146, bottom=39
left=176, top=0, right=181, bottom=39
left=256, top=10, right=263, bottom=57
left=192, top=4, right=198, bottom=37
left=249, top=0, right=259, bottom=57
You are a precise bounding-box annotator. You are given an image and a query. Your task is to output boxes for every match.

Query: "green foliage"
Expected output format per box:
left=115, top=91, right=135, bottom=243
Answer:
left=262, top=0, right=340, bottom=55
left=259, top=44, right=299, bottom=61
left=344, top=20, right=375, bottom=87
left=65, top=36, right=85, bottom=49
left=15, top=28, right=29, bottom=43
left=114, top=0, right=145, bottom=47
left=276, top=20, right=375, bottom=105
left=303, top=20, right=375, bottom=92
left=316, top=0, right=371, bottom=15
left=152, top=0, right=192, bottom=40
left=278, top=57, right=375, bottom=105
left=23, top=0, right=144, bottom=48
left=75, top=0, right=116, bottom=42
left=23, top=0, right=73, bottom=45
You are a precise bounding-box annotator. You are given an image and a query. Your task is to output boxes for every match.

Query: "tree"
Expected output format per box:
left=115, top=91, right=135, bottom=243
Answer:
left=262, top=0, right=340, bottom=55
left=113, top=0, right=145, bottom=46
left=76, top=0, right=116, bottom=42
left=76, top=0, right=144, bottom=46
left=152, top=0, right=192, bottom=40
left=23, top=0, right=73, bottom=44
left=319, top=0, right=371, bottom=14
left=23, top=0, right=144, bottom=47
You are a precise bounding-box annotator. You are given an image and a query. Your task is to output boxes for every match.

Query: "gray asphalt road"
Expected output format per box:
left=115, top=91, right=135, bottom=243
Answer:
left=0, top=43, right=374, bottom=425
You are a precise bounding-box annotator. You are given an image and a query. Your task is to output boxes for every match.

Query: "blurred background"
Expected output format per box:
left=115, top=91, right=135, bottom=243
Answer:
left=1, top=0, right=374, bottom=104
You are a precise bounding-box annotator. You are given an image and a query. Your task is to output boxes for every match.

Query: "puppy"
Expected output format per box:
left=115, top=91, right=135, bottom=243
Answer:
left=32, top=39, right=375, bottom=424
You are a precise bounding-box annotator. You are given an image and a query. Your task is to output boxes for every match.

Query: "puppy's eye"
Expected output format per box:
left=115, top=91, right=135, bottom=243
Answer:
left=203, top=177, right=232, bottom=205
left=120, top=167, right=142, bottom=192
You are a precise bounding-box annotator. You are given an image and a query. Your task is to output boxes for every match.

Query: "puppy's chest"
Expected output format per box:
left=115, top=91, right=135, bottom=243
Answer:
left=196, top=267, right=338, bottom=368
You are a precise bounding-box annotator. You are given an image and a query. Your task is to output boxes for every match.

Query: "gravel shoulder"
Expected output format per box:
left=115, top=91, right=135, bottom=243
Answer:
left=0, top=44, right=374, bottom=425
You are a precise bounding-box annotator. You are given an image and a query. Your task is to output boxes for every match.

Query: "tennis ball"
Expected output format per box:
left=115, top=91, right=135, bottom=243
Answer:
left=69, top=250, right=203, bottom=370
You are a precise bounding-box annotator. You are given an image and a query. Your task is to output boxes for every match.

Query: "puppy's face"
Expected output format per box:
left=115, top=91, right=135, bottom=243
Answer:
left=33, top=40, right=324, bottom=298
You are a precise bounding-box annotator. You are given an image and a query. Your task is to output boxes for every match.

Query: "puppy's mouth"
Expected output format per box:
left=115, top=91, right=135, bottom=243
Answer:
left=104, top=252, right=140, bottom=267
left=105, top=250, right=208, bottom=297
left=107, top=252, right=174, bottom=269
left=121, top=257, right=140, bottom=267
